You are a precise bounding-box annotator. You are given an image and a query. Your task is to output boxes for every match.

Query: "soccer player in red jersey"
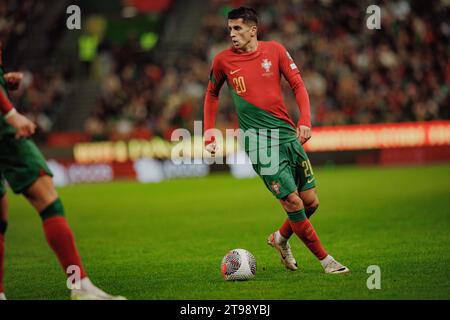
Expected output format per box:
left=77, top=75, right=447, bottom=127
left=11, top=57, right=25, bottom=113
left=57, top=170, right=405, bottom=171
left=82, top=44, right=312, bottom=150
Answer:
left=203, top=7, right=349, bottom=274
left=0, top=42, right=125, bottom=299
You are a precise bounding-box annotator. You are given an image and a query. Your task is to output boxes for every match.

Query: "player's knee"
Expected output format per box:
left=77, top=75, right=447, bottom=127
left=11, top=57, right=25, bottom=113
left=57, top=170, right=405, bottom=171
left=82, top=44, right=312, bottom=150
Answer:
left=24, top=176, right=58, bottom=213
left=305, top=198, right=319, bottom=218
left=308, top=198, right=319, bottom=212
left=281, top=193, right=304, bottom=212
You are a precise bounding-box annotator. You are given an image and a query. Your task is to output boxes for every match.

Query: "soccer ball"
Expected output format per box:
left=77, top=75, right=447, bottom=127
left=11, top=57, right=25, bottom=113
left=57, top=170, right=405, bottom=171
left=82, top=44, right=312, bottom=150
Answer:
left=221, top=248, right=257, bottom=281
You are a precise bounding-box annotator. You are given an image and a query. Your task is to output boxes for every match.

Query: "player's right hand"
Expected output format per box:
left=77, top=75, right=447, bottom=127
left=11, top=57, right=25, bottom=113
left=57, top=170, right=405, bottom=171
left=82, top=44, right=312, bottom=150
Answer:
left=6, top=111, right=37, bottom=139
left=204, top=137, right=218, bottom=155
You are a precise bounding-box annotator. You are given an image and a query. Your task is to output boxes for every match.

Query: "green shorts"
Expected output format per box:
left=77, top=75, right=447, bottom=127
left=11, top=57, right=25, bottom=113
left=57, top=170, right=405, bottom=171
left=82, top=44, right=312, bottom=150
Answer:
left=0, top=137, right=53, bottom=194
left=251, top=139, right=316, bottom=199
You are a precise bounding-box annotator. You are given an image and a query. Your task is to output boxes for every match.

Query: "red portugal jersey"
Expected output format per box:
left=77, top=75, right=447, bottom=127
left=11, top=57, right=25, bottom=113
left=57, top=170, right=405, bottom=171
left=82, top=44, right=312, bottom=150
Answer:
left=204, top=40, right=311, bottom=149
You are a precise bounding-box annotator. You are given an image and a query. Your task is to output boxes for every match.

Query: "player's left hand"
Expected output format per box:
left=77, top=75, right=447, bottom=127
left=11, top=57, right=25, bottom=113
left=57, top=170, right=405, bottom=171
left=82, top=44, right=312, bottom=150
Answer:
left=298, top=125, right=311, bottom=145
left=4, top=72, right=23, bottom=91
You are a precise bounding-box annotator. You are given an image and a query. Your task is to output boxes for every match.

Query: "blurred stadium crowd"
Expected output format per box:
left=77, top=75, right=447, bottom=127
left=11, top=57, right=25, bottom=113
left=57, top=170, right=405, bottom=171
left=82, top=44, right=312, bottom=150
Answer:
left=83, top=0, right=450, bottom=139
left=1, top=0, right=449, bottom=142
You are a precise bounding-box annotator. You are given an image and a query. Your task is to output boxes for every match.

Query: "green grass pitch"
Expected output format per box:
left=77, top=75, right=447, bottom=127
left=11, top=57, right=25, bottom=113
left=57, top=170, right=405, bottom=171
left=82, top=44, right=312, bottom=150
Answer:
left=3, top=164, right=450, bottom=299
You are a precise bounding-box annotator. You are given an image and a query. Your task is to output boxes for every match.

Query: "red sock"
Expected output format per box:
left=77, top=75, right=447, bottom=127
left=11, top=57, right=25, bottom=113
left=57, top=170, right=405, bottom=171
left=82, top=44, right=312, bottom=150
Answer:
left=0, top=234, right=4, bottom=293
left=279, top=219, right=293, bottom=239
left=43, top=217, right=86, bottom=279
left=289, top=219, right=328, bottom=260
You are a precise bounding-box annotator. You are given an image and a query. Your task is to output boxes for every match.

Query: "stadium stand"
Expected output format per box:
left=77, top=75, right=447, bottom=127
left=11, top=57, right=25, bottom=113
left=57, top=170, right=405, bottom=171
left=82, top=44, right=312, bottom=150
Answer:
left=85, top=0, right=450, bottom=141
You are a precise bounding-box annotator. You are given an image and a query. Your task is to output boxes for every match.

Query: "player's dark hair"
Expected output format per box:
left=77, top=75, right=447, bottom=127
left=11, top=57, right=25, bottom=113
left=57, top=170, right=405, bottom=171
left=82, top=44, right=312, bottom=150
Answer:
left=228, top=7, right=258, bottom=25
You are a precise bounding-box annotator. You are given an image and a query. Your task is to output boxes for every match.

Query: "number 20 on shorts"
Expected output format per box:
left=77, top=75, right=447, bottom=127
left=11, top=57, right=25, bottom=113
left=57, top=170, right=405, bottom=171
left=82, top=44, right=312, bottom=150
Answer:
left=302, top=160, right=314, bottom=177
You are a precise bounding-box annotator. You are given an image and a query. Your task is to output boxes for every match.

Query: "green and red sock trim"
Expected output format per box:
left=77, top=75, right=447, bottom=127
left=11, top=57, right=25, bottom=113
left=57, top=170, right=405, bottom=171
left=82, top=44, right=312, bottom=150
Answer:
left=287, top=208, right=307, bottom=222
left=39, top=198, right=65, bottom=220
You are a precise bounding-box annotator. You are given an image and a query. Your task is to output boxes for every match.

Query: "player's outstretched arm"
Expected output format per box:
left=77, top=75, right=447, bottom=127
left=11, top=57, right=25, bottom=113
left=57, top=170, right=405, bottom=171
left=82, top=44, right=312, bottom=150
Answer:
left=204, top=58, right=225, bottom=155
left=204, top=83, right=219, bottom=155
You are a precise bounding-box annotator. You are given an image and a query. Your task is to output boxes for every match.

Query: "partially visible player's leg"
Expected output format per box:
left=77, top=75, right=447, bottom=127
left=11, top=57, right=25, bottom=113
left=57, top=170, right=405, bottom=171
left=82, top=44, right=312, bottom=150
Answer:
left=0, top=187, right=7, bottom=299
left=23, top=175, right=125, bottom=300
left=3, top=138, right=125, bottom=299
left=23, top=175, right=88, bottom=280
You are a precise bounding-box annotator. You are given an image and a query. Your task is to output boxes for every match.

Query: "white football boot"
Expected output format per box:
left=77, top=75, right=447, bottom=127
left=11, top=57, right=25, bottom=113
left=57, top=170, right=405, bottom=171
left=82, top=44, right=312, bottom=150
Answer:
left=321, top=255, right=350, bottom=274
left=70, top=277, right=126, bottom=300
left=0, top=292, right=6, bottom=300
left=267, top=231, right=298, bottom=271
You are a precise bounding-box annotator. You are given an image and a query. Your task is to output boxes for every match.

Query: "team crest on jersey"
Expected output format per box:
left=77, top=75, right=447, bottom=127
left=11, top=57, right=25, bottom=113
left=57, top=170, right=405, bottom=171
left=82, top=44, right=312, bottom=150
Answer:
left=261, top=59, right=272, bottom=72
left=271, top=181, right=281, bottom=195
left=261, top=59, right=273, bottom=77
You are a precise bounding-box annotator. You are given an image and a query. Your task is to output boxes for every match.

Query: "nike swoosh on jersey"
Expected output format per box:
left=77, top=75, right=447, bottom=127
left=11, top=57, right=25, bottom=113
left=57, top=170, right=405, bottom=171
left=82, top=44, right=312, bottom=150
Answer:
left=307, top=177, right=315, bottom=184
left=230, top=68, right=242, bottom=75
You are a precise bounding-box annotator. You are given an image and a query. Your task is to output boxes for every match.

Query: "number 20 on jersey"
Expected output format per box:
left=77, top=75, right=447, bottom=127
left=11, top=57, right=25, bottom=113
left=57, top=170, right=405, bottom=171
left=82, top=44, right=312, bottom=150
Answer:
left=233, top=76, right=247, bottom=94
